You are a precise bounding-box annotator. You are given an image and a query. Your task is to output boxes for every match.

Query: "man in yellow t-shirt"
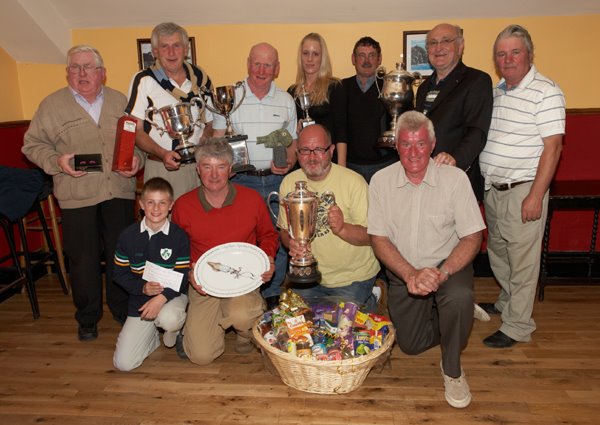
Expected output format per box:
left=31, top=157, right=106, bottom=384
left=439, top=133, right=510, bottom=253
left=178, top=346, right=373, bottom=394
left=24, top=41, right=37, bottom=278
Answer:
left=277, top=124, right=380, bottom=309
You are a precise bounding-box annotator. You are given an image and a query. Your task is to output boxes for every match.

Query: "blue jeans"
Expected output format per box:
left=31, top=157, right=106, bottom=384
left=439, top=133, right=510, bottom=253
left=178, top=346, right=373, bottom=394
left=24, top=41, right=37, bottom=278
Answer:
left=292, top=276, right=378, bottom=311
left=347, top=156, right=398, bottom=184
left=231, top=173, right=288, bottom=298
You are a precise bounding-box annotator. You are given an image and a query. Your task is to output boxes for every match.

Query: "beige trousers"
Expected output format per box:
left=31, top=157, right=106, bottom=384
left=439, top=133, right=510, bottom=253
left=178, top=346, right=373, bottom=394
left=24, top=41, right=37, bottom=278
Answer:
left=484, top=182, right=548, bottom=341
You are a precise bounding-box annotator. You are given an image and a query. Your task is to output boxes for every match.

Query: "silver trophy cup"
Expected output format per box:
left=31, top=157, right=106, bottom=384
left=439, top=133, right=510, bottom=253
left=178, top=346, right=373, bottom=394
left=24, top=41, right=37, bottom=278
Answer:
left=377, top=62, right=422, bottom=148
left=296, top=85, right=315, bottom=129
left=202, top=82, right=254, bottom=173
left=267, top=181, right=336, bottom=285
left=144, top=97, right=204, bottom=164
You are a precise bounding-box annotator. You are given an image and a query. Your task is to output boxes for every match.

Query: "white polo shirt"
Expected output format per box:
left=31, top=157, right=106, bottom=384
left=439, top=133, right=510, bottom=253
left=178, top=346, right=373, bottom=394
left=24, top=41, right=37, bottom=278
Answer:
left=213, top=79, right=297, bottom=170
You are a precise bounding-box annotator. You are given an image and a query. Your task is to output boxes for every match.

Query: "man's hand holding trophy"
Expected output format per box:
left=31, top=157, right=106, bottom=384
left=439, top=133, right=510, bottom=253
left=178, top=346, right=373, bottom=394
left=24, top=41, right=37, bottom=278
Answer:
left=144, top=97, right=205, bottom=164
left=268, top=181, right=336, bottom=285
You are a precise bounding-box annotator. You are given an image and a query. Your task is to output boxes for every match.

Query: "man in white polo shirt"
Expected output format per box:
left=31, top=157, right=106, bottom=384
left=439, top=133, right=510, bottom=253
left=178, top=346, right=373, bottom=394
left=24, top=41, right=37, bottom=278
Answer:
left=479, top=24, right=565, bottom=348
left=213, top=42, right=298, bottom=309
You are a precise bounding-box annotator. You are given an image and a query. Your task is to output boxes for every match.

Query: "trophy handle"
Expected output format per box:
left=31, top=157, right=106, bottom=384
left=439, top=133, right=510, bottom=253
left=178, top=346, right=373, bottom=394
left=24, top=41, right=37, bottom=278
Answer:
left=199, top=86, right=222, bottom=116
left=266, top=191, right=280, bottom=222
left=412, top=72, right=423, bottom=88
left=144, top=106, right=165, bottom=136
left=189, top=96, right=206, bottom=129
left=229, top=81, right=246, bottom=115
left=321, top=191, right=336, bottom=207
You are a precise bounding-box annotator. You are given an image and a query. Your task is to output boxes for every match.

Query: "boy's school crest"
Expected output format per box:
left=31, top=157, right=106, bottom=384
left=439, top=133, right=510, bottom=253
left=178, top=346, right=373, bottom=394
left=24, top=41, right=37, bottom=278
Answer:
left=160, top=248, right=172, bottom=260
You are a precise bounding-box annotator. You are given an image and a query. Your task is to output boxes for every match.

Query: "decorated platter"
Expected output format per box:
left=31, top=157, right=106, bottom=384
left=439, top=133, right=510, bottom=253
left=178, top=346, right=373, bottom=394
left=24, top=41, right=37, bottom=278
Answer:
left=193, top=242, right=269, bottom=297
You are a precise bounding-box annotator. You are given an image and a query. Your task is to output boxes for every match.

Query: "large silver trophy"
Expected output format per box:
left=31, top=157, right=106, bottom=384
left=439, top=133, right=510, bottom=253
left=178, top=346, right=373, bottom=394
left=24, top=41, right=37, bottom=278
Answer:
left=202, top=82, right=254, bottom=173
left=377, top=62, right=422, bottom=148
left=145, top=97, right=204, bottom=164
left=268, top=181, right=336, bottom=285
left=296, top=84, right=315, bottom=129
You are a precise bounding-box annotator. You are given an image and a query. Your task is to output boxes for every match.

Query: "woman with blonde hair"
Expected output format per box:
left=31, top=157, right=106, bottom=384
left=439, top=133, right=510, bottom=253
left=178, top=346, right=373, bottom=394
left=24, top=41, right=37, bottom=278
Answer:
left=288, top=33, right=348, bottom=165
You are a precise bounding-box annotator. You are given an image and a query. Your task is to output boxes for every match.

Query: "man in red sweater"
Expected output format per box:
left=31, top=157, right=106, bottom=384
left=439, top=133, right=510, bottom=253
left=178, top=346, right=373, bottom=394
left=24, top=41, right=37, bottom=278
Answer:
left=171, top=138, right=278, bottom=364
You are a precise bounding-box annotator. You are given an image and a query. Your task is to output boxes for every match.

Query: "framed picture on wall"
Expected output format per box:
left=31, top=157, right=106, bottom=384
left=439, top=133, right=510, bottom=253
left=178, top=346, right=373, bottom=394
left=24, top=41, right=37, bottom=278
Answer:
left=402, top=31, right=433, bottom=76
left=136, top=37, right=196, bottom=70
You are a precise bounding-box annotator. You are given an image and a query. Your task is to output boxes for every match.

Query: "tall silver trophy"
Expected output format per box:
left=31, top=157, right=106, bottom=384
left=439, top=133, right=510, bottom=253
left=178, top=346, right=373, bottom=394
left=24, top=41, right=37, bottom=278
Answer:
left=377, top=62, right=422, bottom=148
left=296, top=84, right=315, bottom=129
left=145, top=97, right=204, bottom=164
left=268, top=181, right=336, bottom=285
left=202, top=82, right=254, bottom=173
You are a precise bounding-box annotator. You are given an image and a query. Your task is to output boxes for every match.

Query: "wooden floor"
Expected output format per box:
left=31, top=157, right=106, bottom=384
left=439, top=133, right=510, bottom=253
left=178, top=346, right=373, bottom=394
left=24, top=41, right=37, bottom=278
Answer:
left=0, top=276, right=598, bottom=425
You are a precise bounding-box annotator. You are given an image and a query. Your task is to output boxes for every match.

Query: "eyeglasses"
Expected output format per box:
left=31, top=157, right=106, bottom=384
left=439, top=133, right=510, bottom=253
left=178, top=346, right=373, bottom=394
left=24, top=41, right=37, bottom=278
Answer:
left=297, top=145, right=332, bottom=156
left=426, top=37, right=458, bottom=49
left=67, top=64, right=102, bottom=74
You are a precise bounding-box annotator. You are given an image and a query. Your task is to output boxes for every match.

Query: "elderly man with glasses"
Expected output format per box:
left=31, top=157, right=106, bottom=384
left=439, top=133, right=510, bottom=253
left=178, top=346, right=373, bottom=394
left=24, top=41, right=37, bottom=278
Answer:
left=415, top=23, right=493, bottom=201
left=23, top=45, right=143, bottom=341
left=276, top=124, right=380, bottom=309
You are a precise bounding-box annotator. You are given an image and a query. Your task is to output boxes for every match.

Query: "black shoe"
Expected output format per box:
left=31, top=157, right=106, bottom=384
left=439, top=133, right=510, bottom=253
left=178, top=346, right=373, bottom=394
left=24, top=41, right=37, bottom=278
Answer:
left=265, top=295, right=280, bottom=311
left=478, top=302, right=501, bottom=315
left=175, top=332, right=188, bottom=360
left=483, top=330, right=517, bottom=348
left=78, top=324, right=98, bottom=342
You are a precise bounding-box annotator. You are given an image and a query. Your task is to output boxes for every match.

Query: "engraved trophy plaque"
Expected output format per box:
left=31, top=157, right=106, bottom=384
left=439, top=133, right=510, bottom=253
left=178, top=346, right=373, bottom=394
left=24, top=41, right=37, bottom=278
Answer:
left=268, top=181, right=336, bottom=285
left=377, top=62, right=422, bottom=148
left=144, top=97, right=204, bottom=164
left=296, top=84, right=315, bottom=129
left=202, top=82, right=254, bottom=173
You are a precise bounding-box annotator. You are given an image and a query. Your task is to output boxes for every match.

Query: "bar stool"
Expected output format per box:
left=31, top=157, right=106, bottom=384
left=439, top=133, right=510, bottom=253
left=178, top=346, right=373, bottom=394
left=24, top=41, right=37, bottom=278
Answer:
left=0, top=166, right=69, bottom=319
left=0, top=213, right=40, bottom=319
left=23, top=197, right=70, bottom=295
left=21, top=193, right=69, bottom=292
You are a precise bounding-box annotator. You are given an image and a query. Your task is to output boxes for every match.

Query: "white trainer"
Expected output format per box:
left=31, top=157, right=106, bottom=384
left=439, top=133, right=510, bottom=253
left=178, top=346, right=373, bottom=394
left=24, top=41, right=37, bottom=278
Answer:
left=441, top=361, right=472, bottom=408
left=473, top=303, right=491, bottom=322
left=163, top=330, right=178, bottom=348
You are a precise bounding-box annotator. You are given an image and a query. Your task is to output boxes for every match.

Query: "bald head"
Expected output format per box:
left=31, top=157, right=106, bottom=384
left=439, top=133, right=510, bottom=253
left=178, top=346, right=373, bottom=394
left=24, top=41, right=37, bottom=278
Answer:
left=246, top=42, right=280, bottom=98
left=297, top=124, right=333, bottom=181
left=426, top=23, right=464, bottom=79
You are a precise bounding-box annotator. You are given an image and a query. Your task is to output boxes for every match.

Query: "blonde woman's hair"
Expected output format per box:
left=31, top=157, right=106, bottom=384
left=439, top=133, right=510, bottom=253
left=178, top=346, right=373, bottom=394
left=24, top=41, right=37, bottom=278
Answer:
left=293, top=33, right=340, bottom=105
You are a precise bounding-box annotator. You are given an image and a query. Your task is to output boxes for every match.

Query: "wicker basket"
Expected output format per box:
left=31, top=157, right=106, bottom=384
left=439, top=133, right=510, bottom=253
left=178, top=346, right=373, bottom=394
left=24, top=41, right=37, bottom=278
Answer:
left=252, top=321, right=395, bottom=394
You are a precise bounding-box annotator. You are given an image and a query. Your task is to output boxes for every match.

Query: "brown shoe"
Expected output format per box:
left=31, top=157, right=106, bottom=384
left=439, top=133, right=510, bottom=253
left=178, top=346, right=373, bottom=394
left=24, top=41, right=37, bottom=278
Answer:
left=373, top=278, right=388, bottom=314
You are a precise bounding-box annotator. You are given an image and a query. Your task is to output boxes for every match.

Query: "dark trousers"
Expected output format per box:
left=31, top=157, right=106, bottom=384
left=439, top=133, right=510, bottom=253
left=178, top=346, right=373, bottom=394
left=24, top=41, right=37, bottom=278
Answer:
left=62, top=198, right=134, bottom=326
left=387, top=264, right=474, bottom=378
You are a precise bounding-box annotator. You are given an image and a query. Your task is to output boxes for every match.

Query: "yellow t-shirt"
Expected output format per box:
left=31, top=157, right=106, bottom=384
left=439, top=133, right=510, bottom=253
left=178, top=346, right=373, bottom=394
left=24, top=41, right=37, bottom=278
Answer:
left=278, top=164, right=380, bottom=287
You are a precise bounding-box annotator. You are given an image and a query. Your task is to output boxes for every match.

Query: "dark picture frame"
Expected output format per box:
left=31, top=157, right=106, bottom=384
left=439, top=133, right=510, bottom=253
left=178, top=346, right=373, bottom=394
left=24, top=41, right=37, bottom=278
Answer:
left=402, top=30, right=433, bottom=76
left=136, top=37, right=196, bottom=70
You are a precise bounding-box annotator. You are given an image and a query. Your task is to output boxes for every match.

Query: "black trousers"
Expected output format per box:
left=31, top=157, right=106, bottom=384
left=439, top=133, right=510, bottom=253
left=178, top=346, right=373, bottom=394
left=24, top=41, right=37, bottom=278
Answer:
left=62, top=198, right=134, bottom=326
left=387, top=264, right=474, bottom=378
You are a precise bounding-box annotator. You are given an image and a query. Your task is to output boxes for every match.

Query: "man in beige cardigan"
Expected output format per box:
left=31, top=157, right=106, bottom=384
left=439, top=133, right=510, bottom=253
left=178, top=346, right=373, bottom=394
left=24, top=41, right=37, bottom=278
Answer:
left=22, top=45, right=143, bottom=341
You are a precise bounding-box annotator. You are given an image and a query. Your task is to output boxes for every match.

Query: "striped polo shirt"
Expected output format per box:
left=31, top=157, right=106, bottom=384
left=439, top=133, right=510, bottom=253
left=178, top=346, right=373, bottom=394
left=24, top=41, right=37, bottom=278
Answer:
left=479, top=65, right=565, bottom=190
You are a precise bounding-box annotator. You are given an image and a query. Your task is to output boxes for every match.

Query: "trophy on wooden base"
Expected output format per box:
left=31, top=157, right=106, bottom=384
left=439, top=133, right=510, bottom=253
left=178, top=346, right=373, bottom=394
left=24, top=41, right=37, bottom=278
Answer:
left=202, top=82, right=254, bottom=173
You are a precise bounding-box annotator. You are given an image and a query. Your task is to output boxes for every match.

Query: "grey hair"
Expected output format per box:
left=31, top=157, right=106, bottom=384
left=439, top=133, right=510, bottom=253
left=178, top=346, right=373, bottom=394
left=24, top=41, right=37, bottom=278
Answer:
left=395, top=111, right=436, bottom=142
left=494, top=24, right=534, bottom=62
left=66, top=45, right=104, bottom=67
left=151, top=22, right=189, bottom=51
left=195, top=138, right=234, bottom=164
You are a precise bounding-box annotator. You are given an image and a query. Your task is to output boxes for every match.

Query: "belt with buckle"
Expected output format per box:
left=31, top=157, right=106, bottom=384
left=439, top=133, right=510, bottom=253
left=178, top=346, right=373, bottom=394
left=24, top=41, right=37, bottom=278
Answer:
left=244, top=168, right=272, bottom=177
left=492, top=180, right=532, bottom=191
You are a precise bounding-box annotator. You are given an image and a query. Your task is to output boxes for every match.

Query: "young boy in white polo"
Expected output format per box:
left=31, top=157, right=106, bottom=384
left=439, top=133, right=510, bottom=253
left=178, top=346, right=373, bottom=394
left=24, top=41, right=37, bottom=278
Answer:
left=113, top=177, right=190, bottom=371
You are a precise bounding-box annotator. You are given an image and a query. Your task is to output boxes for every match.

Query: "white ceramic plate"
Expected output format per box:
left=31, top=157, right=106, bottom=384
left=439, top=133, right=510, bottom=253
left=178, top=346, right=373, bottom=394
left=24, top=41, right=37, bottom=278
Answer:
left=194, top=242, right=269, bottom=298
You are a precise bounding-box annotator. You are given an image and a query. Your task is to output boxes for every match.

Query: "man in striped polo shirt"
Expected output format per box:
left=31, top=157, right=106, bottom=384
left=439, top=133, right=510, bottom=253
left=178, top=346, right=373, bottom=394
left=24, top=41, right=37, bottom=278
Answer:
left=479, top=25, right=565, bottom=348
